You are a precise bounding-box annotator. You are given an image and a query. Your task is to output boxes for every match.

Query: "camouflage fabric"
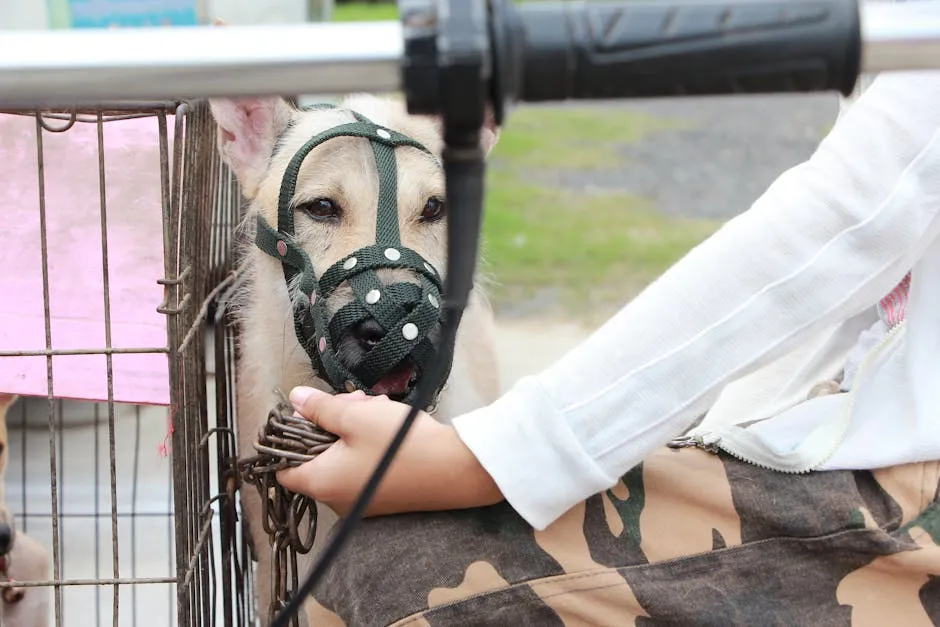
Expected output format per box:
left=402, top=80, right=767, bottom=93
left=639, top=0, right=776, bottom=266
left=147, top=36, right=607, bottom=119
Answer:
left=307, top=447, right=940, bottom=626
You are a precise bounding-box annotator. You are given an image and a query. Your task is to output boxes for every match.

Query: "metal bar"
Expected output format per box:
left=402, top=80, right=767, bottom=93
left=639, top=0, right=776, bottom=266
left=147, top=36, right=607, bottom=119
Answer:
left=16, top=512, right=173, bottom=518
left=131, top=405, right=142, bottom=627
left=54, top=399, right=66, bottom=626
left=168, top=102, right=191, bottom=627
left=95, top=110, right=123, bottom=627
left=0, top=102, right=179, bottom=117
left=179, top=514, right=215, bottom=605
left=156, top=106, right=181, bottom=627
left=94, top=394, right=103, bottom=626
left=190, top=101, right=216, bottom=627
left=0, top=347, right=169, bottom=357
left=0, top=3, right=939, bottom=109
left=0, top=21, right=402, bottom=109
left=0, top=577, right=177, bottom=589
left=33, top=111, right=64, bottom=627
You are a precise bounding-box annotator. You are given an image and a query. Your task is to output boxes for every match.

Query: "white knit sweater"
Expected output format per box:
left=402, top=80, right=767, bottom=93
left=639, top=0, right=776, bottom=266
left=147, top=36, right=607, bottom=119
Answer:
left=452, top=68, right=940, bottom=531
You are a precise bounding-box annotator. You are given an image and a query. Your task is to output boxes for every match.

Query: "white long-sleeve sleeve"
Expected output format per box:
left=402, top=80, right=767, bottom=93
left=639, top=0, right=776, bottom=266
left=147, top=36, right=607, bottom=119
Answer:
left=452, top=70, right=940, bottom=530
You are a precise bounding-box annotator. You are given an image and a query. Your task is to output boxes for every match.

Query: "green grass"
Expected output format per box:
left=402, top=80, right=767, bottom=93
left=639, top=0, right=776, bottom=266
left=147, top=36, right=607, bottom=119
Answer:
left=330, top=0, right=545, bottom=22
left=332, top=3, right=399, bottom=22
left=491, top=106, right=685, bottom=170
left=480, top=105, right=714, bottom=321
left=481, top=172, right=720, bottom=322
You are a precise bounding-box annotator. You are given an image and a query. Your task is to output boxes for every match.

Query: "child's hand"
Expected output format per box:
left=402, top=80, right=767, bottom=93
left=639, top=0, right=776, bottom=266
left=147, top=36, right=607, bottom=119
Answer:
left=276, top=386, right=503, bottom=517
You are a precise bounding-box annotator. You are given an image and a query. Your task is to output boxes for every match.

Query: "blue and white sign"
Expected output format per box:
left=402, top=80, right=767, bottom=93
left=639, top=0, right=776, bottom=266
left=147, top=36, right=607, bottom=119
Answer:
left=67, top=0, right=202, bottom=28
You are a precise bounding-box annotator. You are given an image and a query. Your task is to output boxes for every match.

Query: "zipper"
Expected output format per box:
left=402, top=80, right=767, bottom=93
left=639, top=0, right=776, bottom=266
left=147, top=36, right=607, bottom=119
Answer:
left=667, top=319, right=908, bottom=473
left=808, top=316, right=907, bottom=470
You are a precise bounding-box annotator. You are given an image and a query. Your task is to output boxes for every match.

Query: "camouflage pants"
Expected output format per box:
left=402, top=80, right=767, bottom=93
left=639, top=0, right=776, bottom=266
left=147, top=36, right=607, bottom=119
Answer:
left=308, top=447, right=940, bottom=626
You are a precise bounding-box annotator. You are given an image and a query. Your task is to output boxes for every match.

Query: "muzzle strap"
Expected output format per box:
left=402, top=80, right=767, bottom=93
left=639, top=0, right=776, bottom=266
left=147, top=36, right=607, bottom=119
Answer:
left=274, top=121, right=431, bottom=249
left=253, top=107, right=453, bottom=405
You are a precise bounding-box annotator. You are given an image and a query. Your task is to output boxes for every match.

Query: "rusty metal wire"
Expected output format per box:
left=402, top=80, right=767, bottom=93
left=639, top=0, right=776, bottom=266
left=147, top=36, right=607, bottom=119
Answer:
left=1, top=99, right=252, bottom=627
left=243, top=401, right=339, bottom=472
left=168, top=99, right=255, bottom=627
left=238, top=400, right=339, bottom=625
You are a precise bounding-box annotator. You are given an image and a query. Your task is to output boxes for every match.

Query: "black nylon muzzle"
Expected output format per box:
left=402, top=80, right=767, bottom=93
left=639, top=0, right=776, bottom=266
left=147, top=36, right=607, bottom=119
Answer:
left=254, top=106, right=451, bottom=408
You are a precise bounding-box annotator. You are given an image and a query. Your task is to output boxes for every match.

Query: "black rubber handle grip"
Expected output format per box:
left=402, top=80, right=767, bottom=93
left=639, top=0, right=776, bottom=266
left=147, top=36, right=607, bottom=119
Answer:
left=513, top=0, right=862, bottom=101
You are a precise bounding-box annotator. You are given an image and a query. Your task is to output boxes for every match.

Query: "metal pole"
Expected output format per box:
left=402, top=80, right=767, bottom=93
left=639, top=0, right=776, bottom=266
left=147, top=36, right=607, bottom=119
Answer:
left=1, top=1, right=940, bottom=109
left=0, top=21, right=403, bottom=109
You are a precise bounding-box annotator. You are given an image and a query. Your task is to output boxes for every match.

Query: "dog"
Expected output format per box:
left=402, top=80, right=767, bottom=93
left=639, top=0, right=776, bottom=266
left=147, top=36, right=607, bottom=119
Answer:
left=0, top=395, right=51, bottom=627
left=208, top=94, right=503, bottom=625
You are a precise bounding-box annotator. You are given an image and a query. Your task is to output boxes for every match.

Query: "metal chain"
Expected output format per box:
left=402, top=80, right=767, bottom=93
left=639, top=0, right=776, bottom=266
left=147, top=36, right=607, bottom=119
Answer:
left=238, top=392, right=339, bottom=626
left=237, top=387, right=441, bottom=623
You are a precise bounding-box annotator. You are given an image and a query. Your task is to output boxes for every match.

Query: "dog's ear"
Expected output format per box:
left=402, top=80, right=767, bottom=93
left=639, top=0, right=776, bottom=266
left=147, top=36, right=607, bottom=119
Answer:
left=208, top=97, right=295, bottom=198
left=478, top=106, right=500, bottom=156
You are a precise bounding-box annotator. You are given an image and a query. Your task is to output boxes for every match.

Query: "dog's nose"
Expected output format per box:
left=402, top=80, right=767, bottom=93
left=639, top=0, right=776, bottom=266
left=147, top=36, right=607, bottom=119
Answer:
left=351, top=297, right=423, bottom=350
left=0, top=523, right=13, bottom=555
left=351, top=319, right=386, bottom=351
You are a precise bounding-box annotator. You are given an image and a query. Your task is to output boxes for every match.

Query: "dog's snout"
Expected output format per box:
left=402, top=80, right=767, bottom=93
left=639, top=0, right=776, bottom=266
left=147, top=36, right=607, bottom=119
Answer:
left=0, top=522, right=14, bottom=555
left=351, top=319, right=386, bottom=350
left=351, top=299, right=420, bottom=351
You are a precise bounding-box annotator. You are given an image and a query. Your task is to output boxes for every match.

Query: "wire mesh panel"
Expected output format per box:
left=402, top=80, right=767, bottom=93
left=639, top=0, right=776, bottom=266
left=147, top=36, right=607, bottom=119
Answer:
left=0, top=101, right=251, bottom=626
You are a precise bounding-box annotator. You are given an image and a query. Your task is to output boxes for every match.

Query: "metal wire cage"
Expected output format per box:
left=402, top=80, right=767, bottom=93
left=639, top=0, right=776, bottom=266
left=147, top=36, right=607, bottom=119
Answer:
left=0, top=100, right=252, bottom=626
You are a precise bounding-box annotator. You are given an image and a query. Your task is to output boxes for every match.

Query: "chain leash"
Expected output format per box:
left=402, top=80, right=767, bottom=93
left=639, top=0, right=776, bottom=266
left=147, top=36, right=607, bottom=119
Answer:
left=238, top=393, right=339, bottom=625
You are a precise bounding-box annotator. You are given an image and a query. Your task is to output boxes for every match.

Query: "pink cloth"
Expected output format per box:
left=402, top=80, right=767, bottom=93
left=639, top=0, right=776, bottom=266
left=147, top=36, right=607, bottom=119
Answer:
left=878, top=272, right=911, bottom=329
left=0, top=112, right=173, bottom=406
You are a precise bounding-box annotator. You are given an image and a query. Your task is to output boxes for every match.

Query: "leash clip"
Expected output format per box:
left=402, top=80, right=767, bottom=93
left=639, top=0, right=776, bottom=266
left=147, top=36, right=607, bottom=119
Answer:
left=667, top=432, right=722, bottom=454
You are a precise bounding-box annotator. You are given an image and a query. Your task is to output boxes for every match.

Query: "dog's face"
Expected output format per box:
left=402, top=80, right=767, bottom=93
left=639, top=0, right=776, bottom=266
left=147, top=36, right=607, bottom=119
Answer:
left=209, top=95, right=499, bottom=400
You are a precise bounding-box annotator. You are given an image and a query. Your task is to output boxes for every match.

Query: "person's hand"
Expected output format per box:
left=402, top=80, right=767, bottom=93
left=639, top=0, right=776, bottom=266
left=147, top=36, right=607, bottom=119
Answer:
left=276, top=386, right=504, bottom=517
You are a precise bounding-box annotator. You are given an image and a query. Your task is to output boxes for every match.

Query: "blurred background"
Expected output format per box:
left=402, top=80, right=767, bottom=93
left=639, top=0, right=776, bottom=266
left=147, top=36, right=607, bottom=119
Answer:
left=0, top=3, right=843, bottom=625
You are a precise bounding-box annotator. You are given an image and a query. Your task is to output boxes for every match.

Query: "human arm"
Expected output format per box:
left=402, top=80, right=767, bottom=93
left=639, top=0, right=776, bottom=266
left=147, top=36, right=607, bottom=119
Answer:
left=452, top=70, right=940, bottom=529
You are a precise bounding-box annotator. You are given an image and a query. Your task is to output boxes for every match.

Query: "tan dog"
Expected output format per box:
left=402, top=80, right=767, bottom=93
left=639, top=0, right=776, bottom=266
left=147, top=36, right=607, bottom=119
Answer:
left=208, top=94, right=502, bottom=624
left=0, top=395, right=50, bottom=627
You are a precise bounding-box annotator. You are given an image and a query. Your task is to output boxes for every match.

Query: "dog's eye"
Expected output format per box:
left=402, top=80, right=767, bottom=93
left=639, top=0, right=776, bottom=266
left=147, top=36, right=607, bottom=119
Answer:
left=297, top=198, right=341, bottom=221
left=420, top=197, right=446, bottom=223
